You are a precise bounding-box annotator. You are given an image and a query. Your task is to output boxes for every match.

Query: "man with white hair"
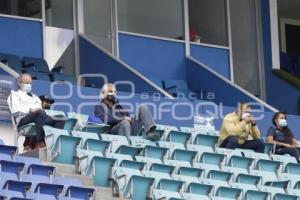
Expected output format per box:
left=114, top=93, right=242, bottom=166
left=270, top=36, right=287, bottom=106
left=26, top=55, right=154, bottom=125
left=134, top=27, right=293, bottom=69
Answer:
left=94, top=83, right=159, bottom=140
left=7, top=73, right=64, bottom=150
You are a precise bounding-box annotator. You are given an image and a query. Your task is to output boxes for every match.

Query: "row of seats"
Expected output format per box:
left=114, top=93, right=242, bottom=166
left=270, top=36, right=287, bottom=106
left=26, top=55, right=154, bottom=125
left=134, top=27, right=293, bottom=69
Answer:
left=280, top=52, right=300, bottom=76
left=0, top=52, right=76, bottom=84
left=35, top=110, right=300, bottom=200
left=14, top=109, right=300, bottom=199
left=151, top=79, right=200, bottom=101
left=0, top=142, right=95, bottom=200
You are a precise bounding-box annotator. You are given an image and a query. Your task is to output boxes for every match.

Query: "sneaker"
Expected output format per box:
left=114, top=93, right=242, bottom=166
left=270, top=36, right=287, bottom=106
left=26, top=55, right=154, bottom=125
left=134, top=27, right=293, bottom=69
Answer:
left=146, top=130, right=160, bottom=141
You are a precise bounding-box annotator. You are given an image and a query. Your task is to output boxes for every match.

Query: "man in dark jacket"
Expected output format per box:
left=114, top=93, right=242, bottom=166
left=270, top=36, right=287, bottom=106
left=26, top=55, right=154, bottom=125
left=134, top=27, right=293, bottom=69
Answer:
left=94, top=83, right=159, bottom=140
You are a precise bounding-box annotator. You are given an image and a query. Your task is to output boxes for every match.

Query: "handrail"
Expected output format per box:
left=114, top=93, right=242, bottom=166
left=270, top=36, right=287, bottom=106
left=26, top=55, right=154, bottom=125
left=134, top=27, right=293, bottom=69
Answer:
left=0, top=62, right=19, bottom=78
left=188, top=56, right=278, bottom=112
left=0, top=13, right=43, bottom=22
left=118, top=30, right=185, bottom=44
left=79, top=34, right=174, bottom=99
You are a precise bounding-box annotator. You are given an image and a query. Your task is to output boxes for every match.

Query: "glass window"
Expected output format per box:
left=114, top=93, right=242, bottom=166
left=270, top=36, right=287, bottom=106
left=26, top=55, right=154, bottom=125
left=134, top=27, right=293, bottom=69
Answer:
left=189, top=0, right=228, bottom=46
left=0, top=0, right=44, bottom=19
left=118, top=0, right=185, bottom=40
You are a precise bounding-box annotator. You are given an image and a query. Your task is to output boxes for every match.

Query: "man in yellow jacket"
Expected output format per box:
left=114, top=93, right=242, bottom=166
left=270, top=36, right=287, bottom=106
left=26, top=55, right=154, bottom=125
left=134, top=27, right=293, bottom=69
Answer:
left=219, top=102, right=265, bottom=153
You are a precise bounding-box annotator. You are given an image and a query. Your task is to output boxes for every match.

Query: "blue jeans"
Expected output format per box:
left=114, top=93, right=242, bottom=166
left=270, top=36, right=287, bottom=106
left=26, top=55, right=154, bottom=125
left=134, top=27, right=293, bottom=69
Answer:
left=110, top=105, right=155, bottom=138
left=276, top=147, right=300, bottom=163
left=220, top=135, right=265, bottom=153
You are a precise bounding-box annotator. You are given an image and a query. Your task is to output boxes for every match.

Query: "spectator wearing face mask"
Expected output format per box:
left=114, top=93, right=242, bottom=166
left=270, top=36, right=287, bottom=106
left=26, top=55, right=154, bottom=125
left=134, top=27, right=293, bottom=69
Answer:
left=267, top=112, right=300, bottom=163
left=218, top=102, right=265, bottom=153
left=7, top=73, right=65, bottom=150
left=94, top=83, right=160, bottom=141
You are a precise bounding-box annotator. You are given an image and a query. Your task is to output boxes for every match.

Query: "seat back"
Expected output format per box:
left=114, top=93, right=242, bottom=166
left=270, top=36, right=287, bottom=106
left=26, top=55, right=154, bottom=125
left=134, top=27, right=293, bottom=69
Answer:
left=167, top=130, right=191, bottom=145
left=124, top=175, right=154, bottom=200
left=187, top=182, right=213, bottom=196
left=194, top=134, right=218, bottom=148
left=245, top=190, right=269, bottom=200
left=200, top=152, right=225, bottom=166
left=215, top=186, right=242, bottom=199
left=236, top=174, right=261, bottom=186
left=178, top=167, right=203, bottom=178
left=158, top=179, right=184, bottom=192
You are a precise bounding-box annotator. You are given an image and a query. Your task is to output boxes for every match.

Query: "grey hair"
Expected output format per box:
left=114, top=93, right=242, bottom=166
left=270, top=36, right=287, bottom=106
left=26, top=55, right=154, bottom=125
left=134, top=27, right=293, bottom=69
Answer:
left=100, top=83, right=116, bottom=100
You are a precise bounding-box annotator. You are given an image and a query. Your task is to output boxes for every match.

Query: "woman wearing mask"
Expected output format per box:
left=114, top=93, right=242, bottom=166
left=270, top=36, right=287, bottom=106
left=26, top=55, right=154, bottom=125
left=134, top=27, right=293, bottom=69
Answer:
left=267, top=112, right=300, bottom=163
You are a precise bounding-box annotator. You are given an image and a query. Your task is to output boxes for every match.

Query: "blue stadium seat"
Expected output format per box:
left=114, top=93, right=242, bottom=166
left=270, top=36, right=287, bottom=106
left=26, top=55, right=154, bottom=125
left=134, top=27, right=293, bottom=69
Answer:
left=82, top=122, right=110, bottom=135
left=153, top=179, right=184, bottom=200
left=31, top=183, right=64, bottom=198
left=165, top=130, right=191, bottom=145
left=244, top=190, right=270, bottom=200
left=129, top=136, right=157, bottom=147
left=22, top=57, right=50, bottom=73
left=65, top=186, right=95, bottom=200
left=113, top=160, right=145, bottom=197
left=123, top=175, right=155, bottom=200
left=100, top=134, right=130, bottom=153
left=165, top=149, right=197, bottom=168
left=2, top=180, right=31, bottom=198
left=222, top=155, right=254, bottom=175
left=182, top=182, right=213, bottom=200
left=213, top=186, right=242, bottom=200
left=89, top=156, right=116, bottom=186
left=43, top=126, right=81, bottom=164
left=0, top=53, right=22, bottom=74
left=139, top=145, right=168, bottom=161
left=187, top=133, right=218, bottom=153
left=0, top=144, right=17, bottom=158
left=194, top=152, right=225, bottom=171
left=0, top=160, right=25, bottom=178
left=271, top=154, right=297, bottom=164
left=273, top=193, right=298, bottom=200
left=173, top=168, right=202, bottom=184
left=207, top=170, right=233, bottom=183
left=250, top=159, right=282, bottom=183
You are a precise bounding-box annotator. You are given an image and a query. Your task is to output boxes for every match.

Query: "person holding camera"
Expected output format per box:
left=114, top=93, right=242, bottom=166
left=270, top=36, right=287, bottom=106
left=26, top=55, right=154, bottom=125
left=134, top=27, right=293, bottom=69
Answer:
left=218, top=102, right=265, bottom=153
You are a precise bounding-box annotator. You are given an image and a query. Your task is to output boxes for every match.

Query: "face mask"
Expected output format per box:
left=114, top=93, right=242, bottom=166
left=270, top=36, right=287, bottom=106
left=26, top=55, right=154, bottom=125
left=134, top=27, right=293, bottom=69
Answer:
left=279, top=119, right=287, bottom=127
left=106, top=92, right=116, bottom=103
left=241, top=112, right=250, bottom=120
left=22, top=84, right=32, bottom=94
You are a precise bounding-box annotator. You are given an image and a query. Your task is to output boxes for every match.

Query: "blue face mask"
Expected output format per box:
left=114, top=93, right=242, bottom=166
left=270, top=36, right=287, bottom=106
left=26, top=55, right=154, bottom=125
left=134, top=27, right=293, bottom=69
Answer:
left=22, top=84, right=32, bottom=93
left=279, top=119, right=287, bottom=127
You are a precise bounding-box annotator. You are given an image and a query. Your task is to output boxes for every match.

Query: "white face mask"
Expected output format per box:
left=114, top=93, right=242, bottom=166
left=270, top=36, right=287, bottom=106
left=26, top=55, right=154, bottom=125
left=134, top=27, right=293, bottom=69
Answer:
left=278, top=119, right=287, bottom=127
left=241, top=112, right=250, bottom=120
left=22, top=83, right=32, bottom=93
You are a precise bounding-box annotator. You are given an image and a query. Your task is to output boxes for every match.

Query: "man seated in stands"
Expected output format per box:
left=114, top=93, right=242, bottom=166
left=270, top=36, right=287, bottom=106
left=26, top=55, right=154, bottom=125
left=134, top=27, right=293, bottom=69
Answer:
left=94, top=83, right=159, bottom=140
left=7, top=73, right=65, bottom=150
left=267, top=112, right=300, bottom=163
left=218, top=102, right=265, bottom=153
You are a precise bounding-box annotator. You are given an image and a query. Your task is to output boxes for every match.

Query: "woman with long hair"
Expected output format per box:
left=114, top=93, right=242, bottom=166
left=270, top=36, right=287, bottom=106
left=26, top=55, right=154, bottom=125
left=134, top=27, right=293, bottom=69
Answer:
left=267, top=112, right=300, bottom=163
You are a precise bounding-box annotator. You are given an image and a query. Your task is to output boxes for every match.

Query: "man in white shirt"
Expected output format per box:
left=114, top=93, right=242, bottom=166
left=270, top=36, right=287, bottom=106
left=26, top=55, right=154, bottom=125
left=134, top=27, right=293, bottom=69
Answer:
left=7, top=73, right=64, bottom=150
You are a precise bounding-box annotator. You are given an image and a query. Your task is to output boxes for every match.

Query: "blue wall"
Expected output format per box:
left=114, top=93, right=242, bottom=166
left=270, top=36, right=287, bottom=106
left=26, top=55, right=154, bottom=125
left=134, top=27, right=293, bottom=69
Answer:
left=79, top=36, right=165, bottom=96
left=186, top=58, right=273, bottom=111
left=261, top=0, right=300, bottom=115
left=0, top=16, right=43, bottom=58
left=119, top=33, right=186, bottom=81
left=190, top=44, right=230, bottom=79
left=30, top=79, right=300, bottom=140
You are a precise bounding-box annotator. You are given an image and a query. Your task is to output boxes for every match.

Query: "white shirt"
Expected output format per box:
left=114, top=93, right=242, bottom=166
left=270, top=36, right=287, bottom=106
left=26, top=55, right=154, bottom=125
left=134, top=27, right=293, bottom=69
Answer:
left=7, top=90, right=42, bottom=115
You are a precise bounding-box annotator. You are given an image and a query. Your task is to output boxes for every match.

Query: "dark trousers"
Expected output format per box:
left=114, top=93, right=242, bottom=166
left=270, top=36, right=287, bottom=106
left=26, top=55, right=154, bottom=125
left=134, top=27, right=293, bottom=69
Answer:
left=18, top=110, right=65, bottom=145
left=220, top=135, right=265, bottom=153
left=276, top=147, right=300, bottom=163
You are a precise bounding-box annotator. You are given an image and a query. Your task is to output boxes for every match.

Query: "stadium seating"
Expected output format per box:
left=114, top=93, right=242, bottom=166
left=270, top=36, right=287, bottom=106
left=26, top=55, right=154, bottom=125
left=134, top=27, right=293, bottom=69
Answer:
left=5, top=108, right=300, bottom=199
left=0, top=52, right=77, bottom=83
left=0, top=140, right=94, bottom=200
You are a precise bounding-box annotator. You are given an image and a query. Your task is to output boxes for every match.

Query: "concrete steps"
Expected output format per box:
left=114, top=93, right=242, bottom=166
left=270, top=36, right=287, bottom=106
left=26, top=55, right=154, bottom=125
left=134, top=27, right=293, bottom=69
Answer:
left=20, top=148, right=121, bottom=200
